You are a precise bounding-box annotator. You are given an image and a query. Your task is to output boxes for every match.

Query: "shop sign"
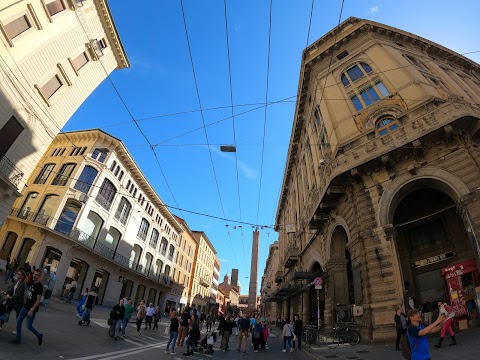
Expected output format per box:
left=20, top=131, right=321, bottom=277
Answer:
left=412, top=251, right=455, bottom=268
left=441, top=258, right=477, bottom=279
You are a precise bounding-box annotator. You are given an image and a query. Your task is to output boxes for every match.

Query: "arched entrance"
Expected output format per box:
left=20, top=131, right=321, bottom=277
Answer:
left=329, top=225, right=355, bottom=322
left=392, top=185, right=476, bottom=311
left=1, top=232, right=18, bottom=259
left=147, top=288, right=157, bottom=305
left=17, top=238, right=35, bottom=266
left=64, top=258, right=89, bottom=300
left=120, top=279, right=134, bottom=299
left=91, top=269, right=110, bottom=305
left=135, top=284, right=146, bottom=306
left=42, top=247, right=62, bottom=272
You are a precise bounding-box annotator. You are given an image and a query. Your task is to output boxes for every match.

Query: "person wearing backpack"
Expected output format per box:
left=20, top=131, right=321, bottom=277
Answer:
left=394, top=307, right=408, bottom=351
left=405, top=308, right=444, bottom=360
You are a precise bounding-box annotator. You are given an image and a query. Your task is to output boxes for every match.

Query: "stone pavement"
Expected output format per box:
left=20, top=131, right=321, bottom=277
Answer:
left=1, top=276, right=479, bottom=359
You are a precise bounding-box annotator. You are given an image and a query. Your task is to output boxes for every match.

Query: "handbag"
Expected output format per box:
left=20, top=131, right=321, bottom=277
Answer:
left=164, top=324, right=171, bottom=334
left=292, top=333, right=298, bottom=341
left=107, top=317, right=113, bottom=326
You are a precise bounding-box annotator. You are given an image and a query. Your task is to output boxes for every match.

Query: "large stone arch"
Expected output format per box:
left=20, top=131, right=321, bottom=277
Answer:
left=325, top=216, right=352, bottom=261
left=303, top=248, right=325, bottom=271
left=377, top=167, right=470, bottom=227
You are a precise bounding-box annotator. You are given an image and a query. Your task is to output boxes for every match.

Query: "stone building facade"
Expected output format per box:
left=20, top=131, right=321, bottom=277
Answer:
left=260, top=241, right=279, bottom=320
left=272, top=17, right=480, bottom=341
left=0, top=129, right=185, bottom=308
left=0, top=0, right=128, bottom=228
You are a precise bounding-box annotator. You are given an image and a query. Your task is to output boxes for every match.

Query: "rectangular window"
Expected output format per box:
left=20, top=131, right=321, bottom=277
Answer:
left=350, top=95, right=363, bottom=111
left=46, top=0, right=66, bottom=16
left=4, top=15, right=31, bottom=40
left=347, top=65, right=364, bottom=82
left=0, top=116, right=24, bottom=159
left=137, top=218, right=150, bottom=241
left=360, top=86, right=380, bottom=107
left=39, top=75, right=62, bottom=100
left=375, top=81, right=390, bottom=97
left=91, top=148, right=108, bottom=163
left=114, top=197, right=131, bottom=225
left=34, top=163, right=55, bottom=184
left=51, top=163, right=75, bottom=186
left=71, top=52, right=88, bottom=72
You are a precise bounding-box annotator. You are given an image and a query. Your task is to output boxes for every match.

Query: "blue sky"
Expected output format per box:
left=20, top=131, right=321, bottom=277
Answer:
left=64, top=0, right=480, bottom=294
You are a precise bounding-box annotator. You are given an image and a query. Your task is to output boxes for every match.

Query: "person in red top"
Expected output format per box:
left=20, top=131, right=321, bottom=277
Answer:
left=435, top=300, right=456, bottom=348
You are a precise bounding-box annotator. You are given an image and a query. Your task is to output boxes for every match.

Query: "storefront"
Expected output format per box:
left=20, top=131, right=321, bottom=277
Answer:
left=441, top=259, right=480, bottom=321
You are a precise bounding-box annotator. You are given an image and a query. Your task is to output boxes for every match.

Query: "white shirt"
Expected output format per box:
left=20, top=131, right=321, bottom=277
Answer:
left=146, top=306, right=155, bottom=317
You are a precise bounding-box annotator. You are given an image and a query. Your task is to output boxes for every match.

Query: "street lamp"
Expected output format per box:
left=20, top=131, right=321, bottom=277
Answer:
left=220, top=145, right=236, bottom=152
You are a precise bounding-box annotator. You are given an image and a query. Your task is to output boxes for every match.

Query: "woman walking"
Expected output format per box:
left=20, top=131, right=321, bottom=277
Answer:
left=153, top=306, right=161, bottom=331
left=282, top=319, right=294, bottom=352
left=110, top=299, right=125, bottom=341
left=292, top=315, right=303, bottom=351
left=435, top=300, right=456, bottom=348
left=136, top=300, right=146, bottom=335
left=166, top=311, right=179, bottom=354
left=1, top=268, right=26, bottom=329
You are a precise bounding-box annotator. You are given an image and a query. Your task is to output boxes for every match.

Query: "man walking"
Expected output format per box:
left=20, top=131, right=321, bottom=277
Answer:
left=10, top=269, right=44, bottom=345
left=237, top=313, right=250, bottom=354
left=122, top=298, right=133, bottom=337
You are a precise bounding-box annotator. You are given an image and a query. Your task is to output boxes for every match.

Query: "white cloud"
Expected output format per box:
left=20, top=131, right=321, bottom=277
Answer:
left=369, top=6, right=380, bottom=14
left=220, top=258, right=231, bottom=263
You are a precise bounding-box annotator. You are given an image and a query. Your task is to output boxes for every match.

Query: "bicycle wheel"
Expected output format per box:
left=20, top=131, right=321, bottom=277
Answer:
left=303, top=330, right=313, bottom=347
left=348, top=330, right=361, bottom=345
left=325, top=334, right=339, bottom=349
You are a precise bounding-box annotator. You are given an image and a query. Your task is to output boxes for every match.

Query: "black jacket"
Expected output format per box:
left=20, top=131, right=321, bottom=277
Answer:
left=7, top=281, right=26, bottom=313
left=111, top=304, right=125, bottom=320
left=293, top=319, right=303, bottom=335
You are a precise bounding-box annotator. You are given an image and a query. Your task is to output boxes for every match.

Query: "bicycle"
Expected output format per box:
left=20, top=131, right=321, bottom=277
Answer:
left=326, top=323, right=361, bottom=348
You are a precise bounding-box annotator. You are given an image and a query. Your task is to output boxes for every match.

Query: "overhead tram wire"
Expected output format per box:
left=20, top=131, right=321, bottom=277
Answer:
left=305, top=0, right=315, bottom=47
left=256, top=0, right=273, bottom=223
left=223, top=0, right=247, bottom=266
left=180, top=0, right=238, bottom=265
left=71, top=10, right=182, bottom=215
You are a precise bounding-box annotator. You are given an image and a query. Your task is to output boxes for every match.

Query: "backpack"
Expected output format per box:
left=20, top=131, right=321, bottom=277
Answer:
left=400, top=327, right=418, bottom=360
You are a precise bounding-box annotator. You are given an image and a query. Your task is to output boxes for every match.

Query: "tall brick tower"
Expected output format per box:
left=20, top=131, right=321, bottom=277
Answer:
left=231, top=269, right=239, bottom=288
left=248, top=227, right=260, bottom=311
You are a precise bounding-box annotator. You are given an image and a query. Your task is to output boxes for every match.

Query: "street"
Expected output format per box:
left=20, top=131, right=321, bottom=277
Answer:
left=0, top=293, right=480, bottom=360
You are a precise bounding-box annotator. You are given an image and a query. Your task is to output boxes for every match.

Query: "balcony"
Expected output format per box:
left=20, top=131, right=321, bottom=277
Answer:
left=9, top=208, right=172, bottom=288
left=199, top=278, right=210, bottom=288
left=0, top=156, right=24, bottom=189
left=285, top=245, right=300, bottom=268
left=275, top=270, right=283, bottom=284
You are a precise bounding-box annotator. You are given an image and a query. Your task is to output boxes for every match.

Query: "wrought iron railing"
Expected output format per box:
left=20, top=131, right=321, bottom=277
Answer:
left=10, top=208, right=171, bottom=287
left=0, top=156, right=24, bottom=188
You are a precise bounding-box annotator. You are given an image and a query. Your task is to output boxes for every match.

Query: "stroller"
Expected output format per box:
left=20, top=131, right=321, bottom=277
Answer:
left=198, top=331, right=217, bottom=355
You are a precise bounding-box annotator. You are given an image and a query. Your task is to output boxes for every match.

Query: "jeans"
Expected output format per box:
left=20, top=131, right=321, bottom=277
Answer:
left=206, top=322, right=212, bottom=332
left=114, top=319, right=122, bottom=338
left=122, top=318, right=129, bottom=335
left=283, top=336, right=292, bottom=351
left=185, top=333, right=195, bottom=351
left=136, top=318, right=143, bottom=332
left=167, top=331, right=179, bottom=352
left=17, top=307, right=42, bottom=343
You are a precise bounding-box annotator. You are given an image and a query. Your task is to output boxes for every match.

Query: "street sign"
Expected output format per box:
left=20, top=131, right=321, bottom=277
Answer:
left=314, top=276, right=323, bottom=289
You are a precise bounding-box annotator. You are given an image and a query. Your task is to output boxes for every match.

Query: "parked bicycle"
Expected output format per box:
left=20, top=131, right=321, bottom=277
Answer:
left=326, top=323, right=361, bottom=348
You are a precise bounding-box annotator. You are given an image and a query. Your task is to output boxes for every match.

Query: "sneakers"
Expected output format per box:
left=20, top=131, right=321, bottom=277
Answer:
left=290, top=348, right=293, bottom=352
left=170, top=351, right=176, bottom=355
left=282, top=349, right=286, bottom=352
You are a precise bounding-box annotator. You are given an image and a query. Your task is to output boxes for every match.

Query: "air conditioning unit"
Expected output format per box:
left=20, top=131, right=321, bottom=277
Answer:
left=68, top=0, right=84, bottom=9
left=78, top=193, right=89, bottom=203
left=87, top=40, right=104, bottom=60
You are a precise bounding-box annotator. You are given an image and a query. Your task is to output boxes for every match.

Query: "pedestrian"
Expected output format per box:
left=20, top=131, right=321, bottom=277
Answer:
left=422, top=300, right=432, bottom=326
left=110, top=298, right=125, bottom=341
left=66, top=277, right=77, bottom=303
left=407, top=308, right=444, bottom=359
left=282, top=319, right=294, bottom=352
left=153, top=306, right=161, bottom=331
left=145, top=302, right=154, bottom=330
left=177, top=307, right=191, bottom=347
left=292, top=314, right=302, bottom=351
left=435, top=300, right=456, bottom=348
left=394, top=307, right=408, bottom=351
left=183, top=313, right=200, bottom=356
left=122, top=298, right=133, bottom=337
left=82, top=287, right=97, bottom=323
left=77, top=288, right=88, bottom=318
left=206, top=312, right=213, bottom=332
left=199, top=311, right=206, bottom=330
left=61, top=279, right=72, bottom=301
left=3, top=256, right=11, bottom=282
left=10, top=269, right=44, bottom=345
left=136, top=300, right=146, bottom=335
left=220, top=315, right=234, bottom=352
left=237, top=313, right=250, bottom=354
left=252, top=316, right=264, bottom=352
left=261, top=317, right=270, bottom=349
left=2, top=268, right=26, bottom=331
left=166, top=311, right=179, bottom=354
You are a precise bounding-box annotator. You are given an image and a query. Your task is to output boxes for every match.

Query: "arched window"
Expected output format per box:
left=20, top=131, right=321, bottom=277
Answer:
left=110, top=160, right=117, bottom=171
left=51, top=163, right=76, bottom=186
left=137, top=218, right=150, bottom=241
left=34, top=163, right=55, bottom=184
left=376, top=117, right=400, bottom=136
left=74, top=165, right=98, bottom=194
left=95, top=178, right=117, bottom=210
left=114, top=197, right=131, bottom=225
